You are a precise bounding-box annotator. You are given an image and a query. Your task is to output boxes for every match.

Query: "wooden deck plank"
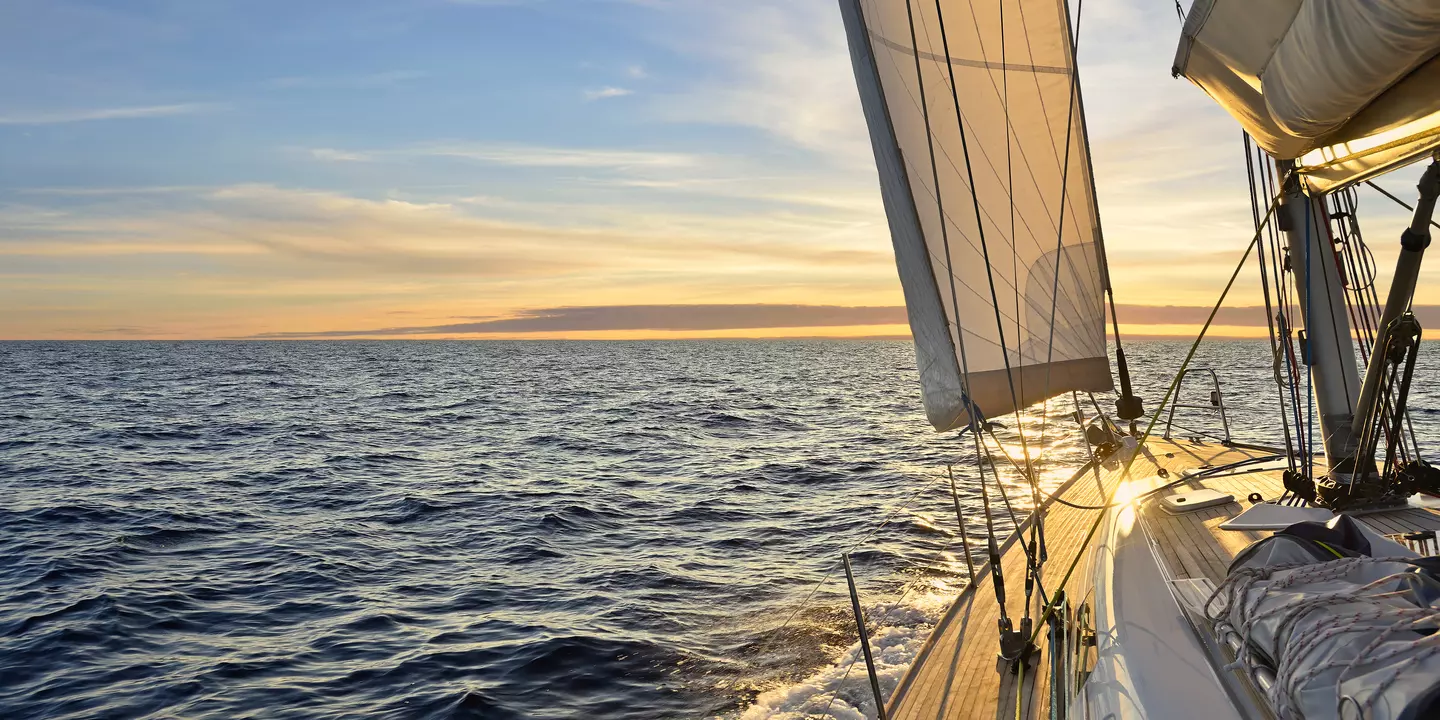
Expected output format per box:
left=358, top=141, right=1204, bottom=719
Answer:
left=887, top=438, right=1440, bottom=720
left=890, top=439, right=1199, bottom=718
left=894, top=453, right=1113, bottom=720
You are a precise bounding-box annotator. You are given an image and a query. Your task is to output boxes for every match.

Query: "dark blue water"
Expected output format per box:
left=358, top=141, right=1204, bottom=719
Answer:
left=4, top=340, right=1435, bottom=719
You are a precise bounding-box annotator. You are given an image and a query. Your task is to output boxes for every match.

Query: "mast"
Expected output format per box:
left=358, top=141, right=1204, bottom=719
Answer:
left=1276, top=160, right=1363, bottom=476
left=1173, top=1, right=1440, bottom=501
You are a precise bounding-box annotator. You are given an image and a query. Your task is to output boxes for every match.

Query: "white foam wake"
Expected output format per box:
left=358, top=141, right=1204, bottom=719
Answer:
left=736, top=590, right=954, bottom=720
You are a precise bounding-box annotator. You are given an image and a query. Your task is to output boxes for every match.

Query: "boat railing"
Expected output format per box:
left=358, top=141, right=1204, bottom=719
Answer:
left=1162, top=367, right=1231, bottom=444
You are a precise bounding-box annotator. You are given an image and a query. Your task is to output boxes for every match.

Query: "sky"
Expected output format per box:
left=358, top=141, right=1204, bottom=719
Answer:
left=0, top=0, right=1432, bottom=340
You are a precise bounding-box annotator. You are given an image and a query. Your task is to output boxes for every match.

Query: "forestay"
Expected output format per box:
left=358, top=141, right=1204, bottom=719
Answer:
left=838, top=0, right=1113, bottom=432
left=1174, top=0, right=1440, bottom=193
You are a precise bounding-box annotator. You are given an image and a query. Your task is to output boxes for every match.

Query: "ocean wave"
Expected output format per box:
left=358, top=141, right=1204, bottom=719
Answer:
left=0, top=339, right=1380, bottom=719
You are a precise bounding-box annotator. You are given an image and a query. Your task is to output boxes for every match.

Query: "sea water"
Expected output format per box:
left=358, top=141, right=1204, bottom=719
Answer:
left=4, top=340, right=1438, bottom=719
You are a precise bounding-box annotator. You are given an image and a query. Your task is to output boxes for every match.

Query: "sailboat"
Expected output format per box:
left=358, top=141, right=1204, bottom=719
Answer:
left=829, top=0, right=1440, bottom=718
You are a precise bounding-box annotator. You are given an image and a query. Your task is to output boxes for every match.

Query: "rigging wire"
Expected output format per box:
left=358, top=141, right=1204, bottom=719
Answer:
left=921, top=0, right=1052, bottom=652
left=1331, top=188, right=1416, bottom=465
left=1257, top=149, right=1310, bottom=475
left=1305, top=195, right=1317, bottom=487
left=1244, top=132, right=1298, bottom=473
left=904, top=0, right=1050, bottom=666
left=996, top=0, right=1048, bottom=662
left=1074, top=390, right=1107, bottom=495
left=1366, top=180, right=1440, bottom=232
left=1024, top=191, right=1284, bottom=650
left=920, top=0, right=1044, bottom=501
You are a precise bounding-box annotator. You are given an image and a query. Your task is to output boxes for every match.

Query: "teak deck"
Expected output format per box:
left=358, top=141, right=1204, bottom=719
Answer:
left=885, top=438, right=1440, bottom=720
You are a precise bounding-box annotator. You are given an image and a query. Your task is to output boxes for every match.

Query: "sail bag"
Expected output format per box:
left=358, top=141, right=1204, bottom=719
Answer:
left=1174, top=0, right=1440, bottom=192
left=839, top=0, right=1113, bottom=431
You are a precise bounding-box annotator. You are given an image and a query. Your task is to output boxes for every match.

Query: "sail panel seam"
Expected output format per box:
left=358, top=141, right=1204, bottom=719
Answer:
left=868, top=31, right=1069, bottom=75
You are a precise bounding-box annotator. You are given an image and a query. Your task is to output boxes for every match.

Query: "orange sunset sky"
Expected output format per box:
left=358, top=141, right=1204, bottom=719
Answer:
left=1, top=1, right=1434, bottom=341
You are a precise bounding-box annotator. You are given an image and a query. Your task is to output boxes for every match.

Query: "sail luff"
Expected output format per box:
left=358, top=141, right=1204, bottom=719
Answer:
left=839, top=0, right=971, bottom=432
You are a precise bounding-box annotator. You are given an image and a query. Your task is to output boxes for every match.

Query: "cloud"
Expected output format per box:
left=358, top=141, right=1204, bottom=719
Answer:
left=644, top=1, right=869, bottom=163
left=309, top=148, right=372, bottom=162
left=63, top=326, right=153, bottom=336
left=247, top=304, right=909, bottom=337
left=18, top=186, right=202, bottom=197
left=297, top=141, right=698, bottom=171
left=1, top=183, right=892, bottom=277
left=264, top=71, right=428, bottom=90
left=584, top=86, right=634, bottom=100
left=1114, top=305, right=1266, bottom=327
left=409, top=143, right=697, bottom=169
left=0, top=103, right=217, bottom=125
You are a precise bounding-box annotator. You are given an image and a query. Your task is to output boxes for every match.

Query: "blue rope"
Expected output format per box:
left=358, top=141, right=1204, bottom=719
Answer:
left=1304, top=198, right=1315, bottom=481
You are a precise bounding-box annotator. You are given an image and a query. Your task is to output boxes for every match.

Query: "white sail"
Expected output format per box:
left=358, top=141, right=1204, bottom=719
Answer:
left=839, top=0, right=1113, bottom=431
left=1174, top=0, right=1440, bottom=192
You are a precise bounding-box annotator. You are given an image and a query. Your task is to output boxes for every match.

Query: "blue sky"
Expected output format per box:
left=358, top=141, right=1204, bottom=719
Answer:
left=0, top=0, right=1428, bottom=339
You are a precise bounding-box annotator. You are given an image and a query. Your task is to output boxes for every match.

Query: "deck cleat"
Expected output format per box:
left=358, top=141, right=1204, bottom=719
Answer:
left=998, top=617, right=1038, bottom=672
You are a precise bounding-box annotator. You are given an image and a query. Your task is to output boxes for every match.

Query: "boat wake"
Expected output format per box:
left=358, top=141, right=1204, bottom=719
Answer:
left=737, top=589, right=953, bottom=720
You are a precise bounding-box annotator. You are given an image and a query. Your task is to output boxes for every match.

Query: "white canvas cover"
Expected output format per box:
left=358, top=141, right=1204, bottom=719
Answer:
left=1175, top=0, right=1440, bottom=193
left=838, top=0, right=1112, bottom=432
left=1208, top=534, right=1440, bottom=720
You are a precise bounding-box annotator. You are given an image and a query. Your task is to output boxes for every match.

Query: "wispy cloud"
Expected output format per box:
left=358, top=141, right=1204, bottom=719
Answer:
left=309, top=148, right=372, bottom=162
left=18, top=186, right=203, bottom=197
left=643, top=1, right=868, bottom=163
left=0, top=103, right=217, bottom=125
left=62, top=326, right=154, bottom=336
left=584, top=86, right=634, bottom=100
left=412, top=143, right=697, bottom=169
left=1114, top=305, right=1266, bottom=326
left=299, top=142, right=696, bottom=169
left=248, top=304, right=909, bottom=337
left=2, top=183, right=891, bottom=274
left=263, top=71, right=428, bottom=90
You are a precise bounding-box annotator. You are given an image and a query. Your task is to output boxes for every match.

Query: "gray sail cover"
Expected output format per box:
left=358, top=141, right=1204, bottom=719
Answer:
left=1213, top=532, right=1440, bottom=720
left=1175, top=0, right=1440, bottom=192
left=838, top=0, right=1113, bottom=432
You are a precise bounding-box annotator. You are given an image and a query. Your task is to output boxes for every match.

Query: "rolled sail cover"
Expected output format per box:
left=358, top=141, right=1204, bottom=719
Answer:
left=1174, top=0, right=1440, bottom=192
left=838, top=0, right=1113, bottom=432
